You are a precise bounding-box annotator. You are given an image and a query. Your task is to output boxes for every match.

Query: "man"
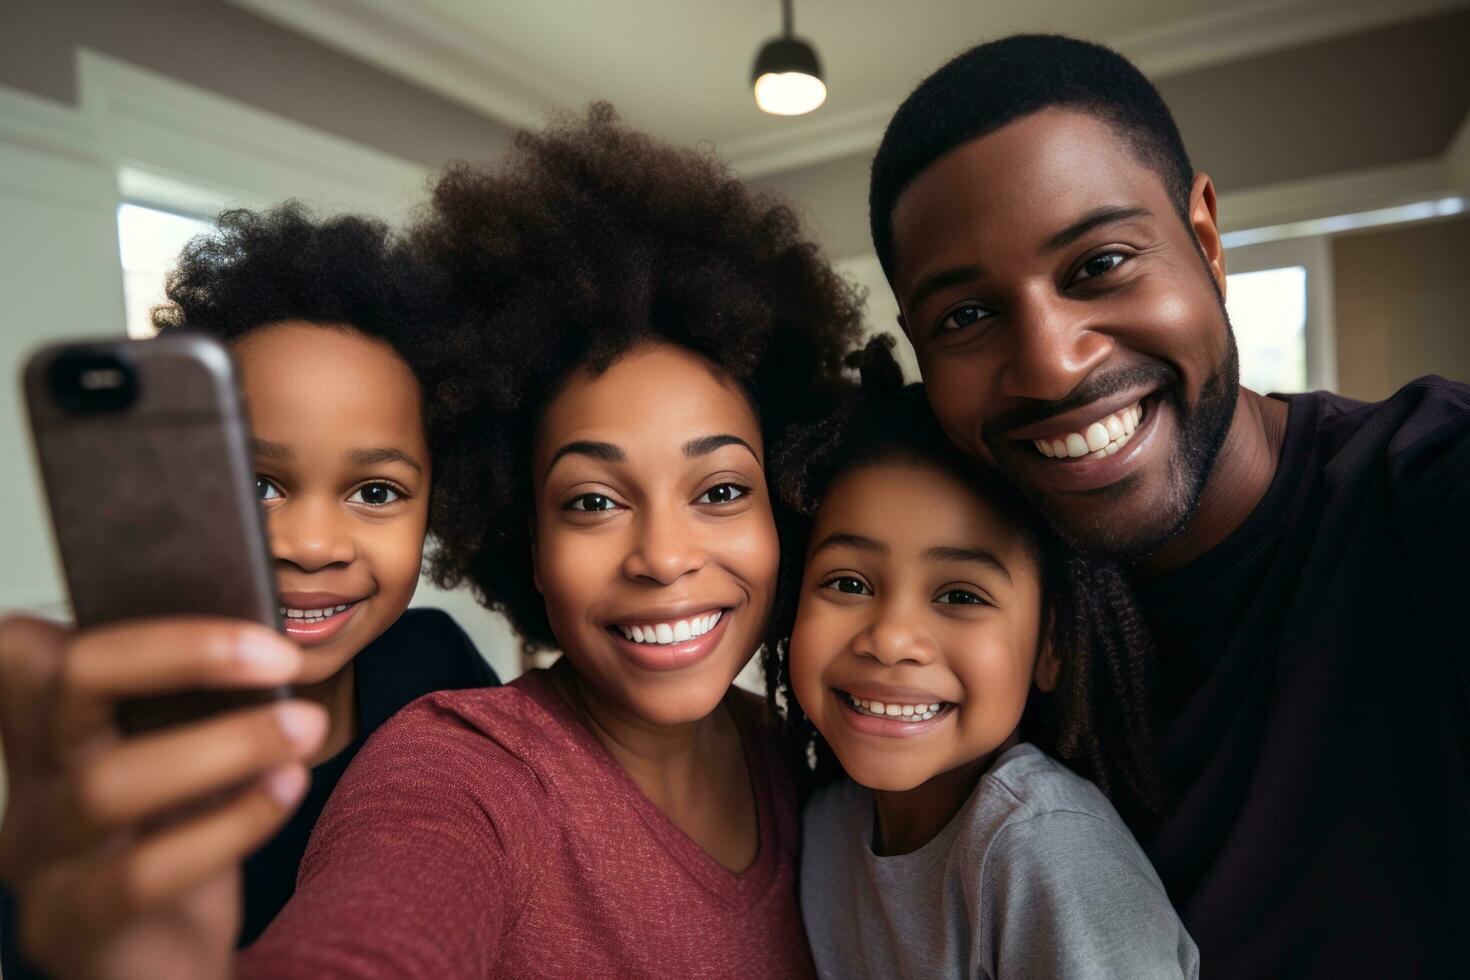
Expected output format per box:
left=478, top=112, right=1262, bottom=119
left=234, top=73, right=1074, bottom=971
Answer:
left=869, top=34, right=1468, bottom=977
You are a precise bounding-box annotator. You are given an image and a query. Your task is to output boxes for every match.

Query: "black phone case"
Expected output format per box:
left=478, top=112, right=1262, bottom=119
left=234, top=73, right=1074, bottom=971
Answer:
left=23, top=333, right=287, bottom=730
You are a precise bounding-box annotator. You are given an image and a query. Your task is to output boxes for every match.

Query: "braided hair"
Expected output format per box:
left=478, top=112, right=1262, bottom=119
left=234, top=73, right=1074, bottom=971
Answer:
left=762, top=335, right=1167, bottom=820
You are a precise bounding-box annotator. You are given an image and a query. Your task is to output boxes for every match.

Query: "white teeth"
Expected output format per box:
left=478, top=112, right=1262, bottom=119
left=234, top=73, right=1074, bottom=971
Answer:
left=616, top=611, right=724, bottom=645
left=844, top=693, right=946, bottom=722
left=280, top=603, right=351, bottom=623
left=1031, top=401, right=1144, bottom=461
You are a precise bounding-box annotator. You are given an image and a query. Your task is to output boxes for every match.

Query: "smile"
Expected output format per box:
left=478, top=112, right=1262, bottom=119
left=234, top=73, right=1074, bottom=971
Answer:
left=613, top=611, right=724, bottom=645
left=280, top=601, right=358, bottom=623
left=843, top=692, right=946, bottom=721
left=1030, top=400, right=1145, bottom=459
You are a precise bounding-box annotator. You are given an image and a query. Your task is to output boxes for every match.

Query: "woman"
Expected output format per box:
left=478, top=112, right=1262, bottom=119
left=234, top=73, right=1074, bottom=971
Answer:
left=0, top=106, right=862, bottom=978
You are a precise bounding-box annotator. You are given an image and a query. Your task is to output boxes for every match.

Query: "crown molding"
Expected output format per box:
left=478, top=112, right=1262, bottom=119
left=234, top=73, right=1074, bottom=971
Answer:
left=225, top=0, right=1469, bottom=179
left=228, top=0, right=587, bottom=130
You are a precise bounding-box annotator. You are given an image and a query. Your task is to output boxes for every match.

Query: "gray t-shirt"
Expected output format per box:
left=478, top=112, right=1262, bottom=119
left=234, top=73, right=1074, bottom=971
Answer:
left=801, top=743, right=1199, bottom=979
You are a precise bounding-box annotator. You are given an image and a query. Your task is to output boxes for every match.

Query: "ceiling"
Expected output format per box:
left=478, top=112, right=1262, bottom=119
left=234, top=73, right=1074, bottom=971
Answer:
left=229, top=0, right=1469, bottom=177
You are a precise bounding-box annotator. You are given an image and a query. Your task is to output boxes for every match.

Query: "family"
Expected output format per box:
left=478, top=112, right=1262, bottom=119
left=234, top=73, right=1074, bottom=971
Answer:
left=2, top=33, right=1466, bottom=979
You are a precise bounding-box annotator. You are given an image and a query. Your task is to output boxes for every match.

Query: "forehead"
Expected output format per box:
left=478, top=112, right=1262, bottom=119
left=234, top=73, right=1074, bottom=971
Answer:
left=814, top=460, right=1034, bottom=568
left=534, top=341, right=762, bottom=465
left=233, top=321, right=424, bottom=443
left=889, top=108, right=1171, bottom=283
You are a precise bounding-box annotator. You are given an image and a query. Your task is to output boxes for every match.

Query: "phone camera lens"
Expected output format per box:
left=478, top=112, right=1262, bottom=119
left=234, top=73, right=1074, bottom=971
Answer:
left=47, top=350, right=138, bottom=413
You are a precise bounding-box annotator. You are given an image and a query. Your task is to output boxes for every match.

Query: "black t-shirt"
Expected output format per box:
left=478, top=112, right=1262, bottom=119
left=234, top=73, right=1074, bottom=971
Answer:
left=0, top=607, right=499, bottom=975
left=1136, top=377, right=1469, bottom=978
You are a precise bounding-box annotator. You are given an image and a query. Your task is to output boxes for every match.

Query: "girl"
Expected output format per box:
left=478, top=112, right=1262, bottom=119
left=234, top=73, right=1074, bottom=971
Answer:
left=0, top=106, right=862, bottom=978
left=0, top=204, right=496, bottom=977
left=765, top=339, right=1199, bottom=978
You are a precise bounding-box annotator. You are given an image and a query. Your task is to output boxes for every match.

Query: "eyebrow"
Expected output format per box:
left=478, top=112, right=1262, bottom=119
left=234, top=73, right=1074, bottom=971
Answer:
left=682, top=434, right=759, bottom=463
left=923, top=546, right=1012, bottom=583
left=348, top=447, right=423, bottom=474
left=904, top=205, right=1153, bottom=311
left=545, top=440, right=625, bottom=477
left=811, top=532, right=887, bottom=557
left=906, top=264, right=984, bottom=312
left=249, top=438, right=292, bottom=460
left=1043, top=205, right=1151, bottom=252
left=811, top=534, right=1012, bottom=583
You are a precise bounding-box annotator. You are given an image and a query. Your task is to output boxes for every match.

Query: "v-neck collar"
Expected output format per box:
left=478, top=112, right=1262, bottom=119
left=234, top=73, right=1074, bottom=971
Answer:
left=523, top=669, right=782, bottom=910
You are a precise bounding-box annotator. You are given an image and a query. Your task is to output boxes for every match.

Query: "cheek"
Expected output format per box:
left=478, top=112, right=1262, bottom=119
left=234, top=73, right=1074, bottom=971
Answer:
left=920, top=355, right=994, bottom=457
left=535, top=528, right=616, bottom=626
left=787, top=598, right=841, bottom=713
left=1126, top=269, right=1228, bottom=376
left=363, top=510, right=430, bottom=601
left=949, top=620, right=1040, bottom=716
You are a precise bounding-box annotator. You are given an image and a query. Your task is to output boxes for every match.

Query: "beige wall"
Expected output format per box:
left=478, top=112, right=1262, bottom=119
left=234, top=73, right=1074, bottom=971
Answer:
left=751, top=10, right=1470, bottom=264
left=0, top=0, right=513, bottom=169
left=1332, top=215, right=1470, bottom=401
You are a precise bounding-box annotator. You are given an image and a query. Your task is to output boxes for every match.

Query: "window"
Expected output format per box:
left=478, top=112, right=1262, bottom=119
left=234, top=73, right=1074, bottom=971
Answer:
left=1224, top=265, right=1307, bottom=394
left=117, top=203, right=213, bottom=338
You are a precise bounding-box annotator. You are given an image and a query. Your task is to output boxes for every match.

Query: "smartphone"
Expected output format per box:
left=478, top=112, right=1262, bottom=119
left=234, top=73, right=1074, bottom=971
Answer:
left=23, top=333, right=287, bottom=732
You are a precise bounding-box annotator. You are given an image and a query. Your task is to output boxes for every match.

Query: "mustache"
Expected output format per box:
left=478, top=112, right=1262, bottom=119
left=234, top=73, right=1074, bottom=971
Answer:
left=984, top=362, right=1180, bottom=440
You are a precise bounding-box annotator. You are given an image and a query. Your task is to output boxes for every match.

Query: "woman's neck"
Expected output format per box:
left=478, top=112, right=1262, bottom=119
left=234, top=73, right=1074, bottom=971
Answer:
left=295, top=659, right=359, bottom=766
left=548, top=657, right=730, bottom=788
left=871, top=733, right=1019, bottom=856
left=548, top=657, right=757, bottom=872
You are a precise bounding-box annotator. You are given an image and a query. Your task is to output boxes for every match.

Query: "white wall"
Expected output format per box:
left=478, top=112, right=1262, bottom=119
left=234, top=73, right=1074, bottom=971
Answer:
left=0, top=52, right=522, bottom=683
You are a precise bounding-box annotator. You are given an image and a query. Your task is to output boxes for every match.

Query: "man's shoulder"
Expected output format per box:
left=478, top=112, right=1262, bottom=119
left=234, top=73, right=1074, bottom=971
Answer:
left=1299, top=376, right=1470, bottom=458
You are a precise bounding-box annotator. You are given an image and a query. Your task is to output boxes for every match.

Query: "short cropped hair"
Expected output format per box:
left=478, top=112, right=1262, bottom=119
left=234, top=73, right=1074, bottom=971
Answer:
left=869, top=34, right=1194, bottom=278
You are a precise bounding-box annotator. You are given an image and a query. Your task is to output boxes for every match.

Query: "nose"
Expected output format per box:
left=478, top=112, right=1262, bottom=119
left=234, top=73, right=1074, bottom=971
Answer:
left=269, top=497, right=356, bottom=572
left=621, top=505, right=705, bottom=586
left=852, top=601, right=936, bottom=667
left=998, top=290, right=1114, bottom=403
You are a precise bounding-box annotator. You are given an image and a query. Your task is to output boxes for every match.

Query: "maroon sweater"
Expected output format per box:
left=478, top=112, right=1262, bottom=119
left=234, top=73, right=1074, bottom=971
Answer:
left=239, top=670, right=813, bottom=978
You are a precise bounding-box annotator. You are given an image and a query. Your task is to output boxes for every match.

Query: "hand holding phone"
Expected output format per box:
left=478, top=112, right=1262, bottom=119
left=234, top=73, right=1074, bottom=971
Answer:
left=24, top=334, right=286, bottom=729
left=0, top=334, right=326, bottom=977
left=0, top=614, right=322, bottom=980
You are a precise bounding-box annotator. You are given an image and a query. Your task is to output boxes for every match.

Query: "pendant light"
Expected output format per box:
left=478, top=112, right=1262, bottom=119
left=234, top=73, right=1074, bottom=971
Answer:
left=751, top=0, right=827, bottom=116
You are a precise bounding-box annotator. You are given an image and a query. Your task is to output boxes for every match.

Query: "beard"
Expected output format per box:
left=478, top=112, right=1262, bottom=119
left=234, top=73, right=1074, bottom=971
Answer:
left=984, top=318, right=1241, bottom=564
left=1083, top=326, right=1239, bottom=562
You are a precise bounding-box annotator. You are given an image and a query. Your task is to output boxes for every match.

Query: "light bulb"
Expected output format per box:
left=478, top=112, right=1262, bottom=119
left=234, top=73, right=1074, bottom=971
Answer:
left=753, top=71, right=827, bottom=116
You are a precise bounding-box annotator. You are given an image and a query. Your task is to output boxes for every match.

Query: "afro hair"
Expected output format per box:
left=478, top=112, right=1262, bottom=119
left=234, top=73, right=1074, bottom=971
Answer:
left=408, top=103, right=866, bottom=650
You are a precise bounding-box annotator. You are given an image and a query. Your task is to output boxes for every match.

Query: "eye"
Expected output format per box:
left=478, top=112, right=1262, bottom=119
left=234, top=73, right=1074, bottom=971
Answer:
left=935, top=588, right=988, bottom=606
left=347, top=482, right=404, bottom=507
left=1072, top=251, right=1128, bottom=282
left=697, top=483, right=749, bottom=505
left=821, top=575, right=873, bottom=597
left=566, top=493, right=619, bottom=512
left=939, top=303, right=993, bottom=332
left=255, top=477, right=283, bottom=502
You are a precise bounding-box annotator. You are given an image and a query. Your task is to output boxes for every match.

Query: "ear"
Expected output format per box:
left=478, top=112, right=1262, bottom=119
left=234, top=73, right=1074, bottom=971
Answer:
left=1188, top=172, right=1227, bottom=298
left=1033, top=624, right=1061, bottom=694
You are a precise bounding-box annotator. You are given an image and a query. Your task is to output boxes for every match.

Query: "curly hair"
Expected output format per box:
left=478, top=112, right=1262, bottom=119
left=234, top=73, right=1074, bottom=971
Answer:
left=408, top=103, right=866, bottom=651
left=762, top=336, right=1166, bottom=820
left=151, top=202, right=409, bottom=347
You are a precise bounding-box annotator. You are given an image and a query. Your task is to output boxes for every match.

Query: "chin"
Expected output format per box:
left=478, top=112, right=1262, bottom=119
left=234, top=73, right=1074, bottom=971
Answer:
left=630, top=680, right=732, bottom=726
left=840, top=758, right=934, bottom=793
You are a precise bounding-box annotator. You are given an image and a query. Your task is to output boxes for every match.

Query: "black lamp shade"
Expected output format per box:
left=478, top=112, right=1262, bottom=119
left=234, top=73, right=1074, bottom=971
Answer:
left=751, top=37, right=824, bottom=83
